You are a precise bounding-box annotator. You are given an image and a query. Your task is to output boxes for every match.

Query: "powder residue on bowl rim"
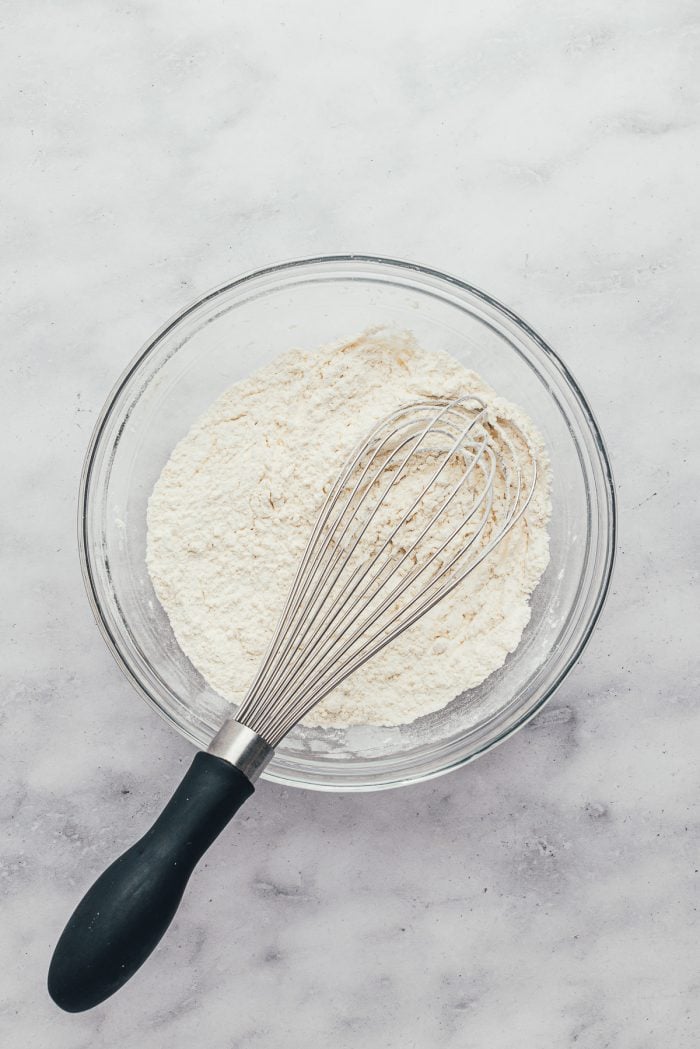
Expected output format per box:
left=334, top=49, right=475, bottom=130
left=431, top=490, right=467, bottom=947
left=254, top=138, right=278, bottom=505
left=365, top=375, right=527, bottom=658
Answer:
left=146, top=328, right=551, bottom=728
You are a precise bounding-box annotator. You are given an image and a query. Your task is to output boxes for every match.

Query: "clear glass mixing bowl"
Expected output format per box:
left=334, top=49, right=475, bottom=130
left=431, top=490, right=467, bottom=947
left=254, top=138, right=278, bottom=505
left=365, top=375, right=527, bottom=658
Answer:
left=80, top=256, right=616, bottom=791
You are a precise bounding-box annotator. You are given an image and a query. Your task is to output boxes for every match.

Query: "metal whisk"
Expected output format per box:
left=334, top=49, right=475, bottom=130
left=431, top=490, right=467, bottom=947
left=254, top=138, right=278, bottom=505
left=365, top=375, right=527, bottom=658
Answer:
left=49, top=396, right=537, bottom=1013
left=232, top=395, right=536, bottom=750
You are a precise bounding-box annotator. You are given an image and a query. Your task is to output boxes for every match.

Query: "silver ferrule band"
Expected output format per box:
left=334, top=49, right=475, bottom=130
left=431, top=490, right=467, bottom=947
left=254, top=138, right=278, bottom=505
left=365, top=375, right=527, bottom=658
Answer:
left=207, top=720, right=274, bottom=783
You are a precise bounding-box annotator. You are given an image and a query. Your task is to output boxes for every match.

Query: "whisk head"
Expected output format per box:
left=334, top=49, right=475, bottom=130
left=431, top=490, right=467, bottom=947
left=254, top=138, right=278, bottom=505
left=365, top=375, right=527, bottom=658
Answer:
left=236, top=396, right=537, bottom=747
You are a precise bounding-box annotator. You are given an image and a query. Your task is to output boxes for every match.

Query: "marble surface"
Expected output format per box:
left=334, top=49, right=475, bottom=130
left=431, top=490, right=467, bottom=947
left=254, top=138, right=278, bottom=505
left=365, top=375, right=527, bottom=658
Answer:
left=3, top=2, right=699, bottom=1046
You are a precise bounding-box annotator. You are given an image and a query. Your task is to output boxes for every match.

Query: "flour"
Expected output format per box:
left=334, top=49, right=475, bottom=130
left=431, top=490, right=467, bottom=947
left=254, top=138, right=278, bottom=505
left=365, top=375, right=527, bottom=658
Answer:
left=146, top=329, right=551, bottom=728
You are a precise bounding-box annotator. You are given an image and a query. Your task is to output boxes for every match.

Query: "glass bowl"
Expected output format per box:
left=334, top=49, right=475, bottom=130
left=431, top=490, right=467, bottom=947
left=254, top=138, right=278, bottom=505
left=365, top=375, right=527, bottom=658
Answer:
left=80, top=256, right=616, bottom=791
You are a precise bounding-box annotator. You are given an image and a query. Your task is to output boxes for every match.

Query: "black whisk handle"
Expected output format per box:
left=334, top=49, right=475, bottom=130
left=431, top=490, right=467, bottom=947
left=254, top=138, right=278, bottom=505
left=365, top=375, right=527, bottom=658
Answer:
left=48, top=752, right=253, bottom=1012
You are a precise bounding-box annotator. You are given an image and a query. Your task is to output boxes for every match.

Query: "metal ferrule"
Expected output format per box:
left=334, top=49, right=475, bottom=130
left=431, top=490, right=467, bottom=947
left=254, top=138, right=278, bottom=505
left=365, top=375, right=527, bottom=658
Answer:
left=207, top=720, right=274, bottom=783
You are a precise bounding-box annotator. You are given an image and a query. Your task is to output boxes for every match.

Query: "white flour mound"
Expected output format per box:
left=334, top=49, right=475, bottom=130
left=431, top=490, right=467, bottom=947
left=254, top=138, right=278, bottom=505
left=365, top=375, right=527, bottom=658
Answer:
left=147, top=329, right=551, bottom=728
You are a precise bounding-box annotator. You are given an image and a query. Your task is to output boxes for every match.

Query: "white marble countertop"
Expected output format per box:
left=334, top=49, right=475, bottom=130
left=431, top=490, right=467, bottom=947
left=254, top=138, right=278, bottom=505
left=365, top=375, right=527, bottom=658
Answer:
left=3, top=2, right=698, bottom=1046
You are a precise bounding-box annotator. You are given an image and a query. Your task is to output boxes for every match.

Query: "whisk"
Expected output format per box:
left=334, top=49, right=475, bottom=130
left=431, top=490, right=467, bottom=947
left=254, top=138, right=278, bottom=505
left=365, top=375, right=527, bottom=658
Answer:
left=48, top=396, right=536, bottom=1012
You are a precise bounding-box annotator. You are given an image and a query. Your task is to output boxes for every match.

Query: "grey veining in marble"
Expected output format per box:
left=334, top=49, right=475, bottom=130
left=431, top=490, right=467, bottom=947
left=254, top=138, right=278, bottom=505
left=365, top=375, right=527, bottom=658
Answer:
left=2, top=1, right=699, bottom=1046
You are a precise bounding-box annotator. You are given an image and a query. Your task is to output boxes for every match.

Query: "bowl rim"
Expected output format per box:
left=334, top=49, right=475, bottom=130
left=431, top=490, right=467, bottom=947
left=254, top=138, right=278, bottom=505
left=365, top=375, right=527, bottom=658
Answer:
left=78, top=253, right=617, bottom=792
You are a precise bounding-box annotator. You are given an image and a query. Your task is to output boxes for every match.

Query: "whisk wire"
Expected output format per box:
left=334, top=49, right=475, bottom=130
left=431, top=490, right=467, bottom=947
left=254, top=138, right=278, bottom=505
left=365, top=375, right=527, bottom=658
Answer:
left=236, top=396, right=537, bottom=746
left=268, top=455, right=537, bottom=744
left=243, top=400, right=467, bottom=715
left=258, top=433, right=495, bottom=731
left=250, top=410, right=491, bottom=718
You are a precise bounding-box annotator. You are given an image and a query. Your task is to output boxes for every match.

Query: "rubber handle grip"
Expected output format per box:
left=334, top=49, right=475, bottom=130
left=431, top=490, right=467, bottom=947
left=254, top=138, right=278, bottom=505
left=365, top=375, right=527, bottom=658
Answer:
left=47, top=752, right=254, bottom=1012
